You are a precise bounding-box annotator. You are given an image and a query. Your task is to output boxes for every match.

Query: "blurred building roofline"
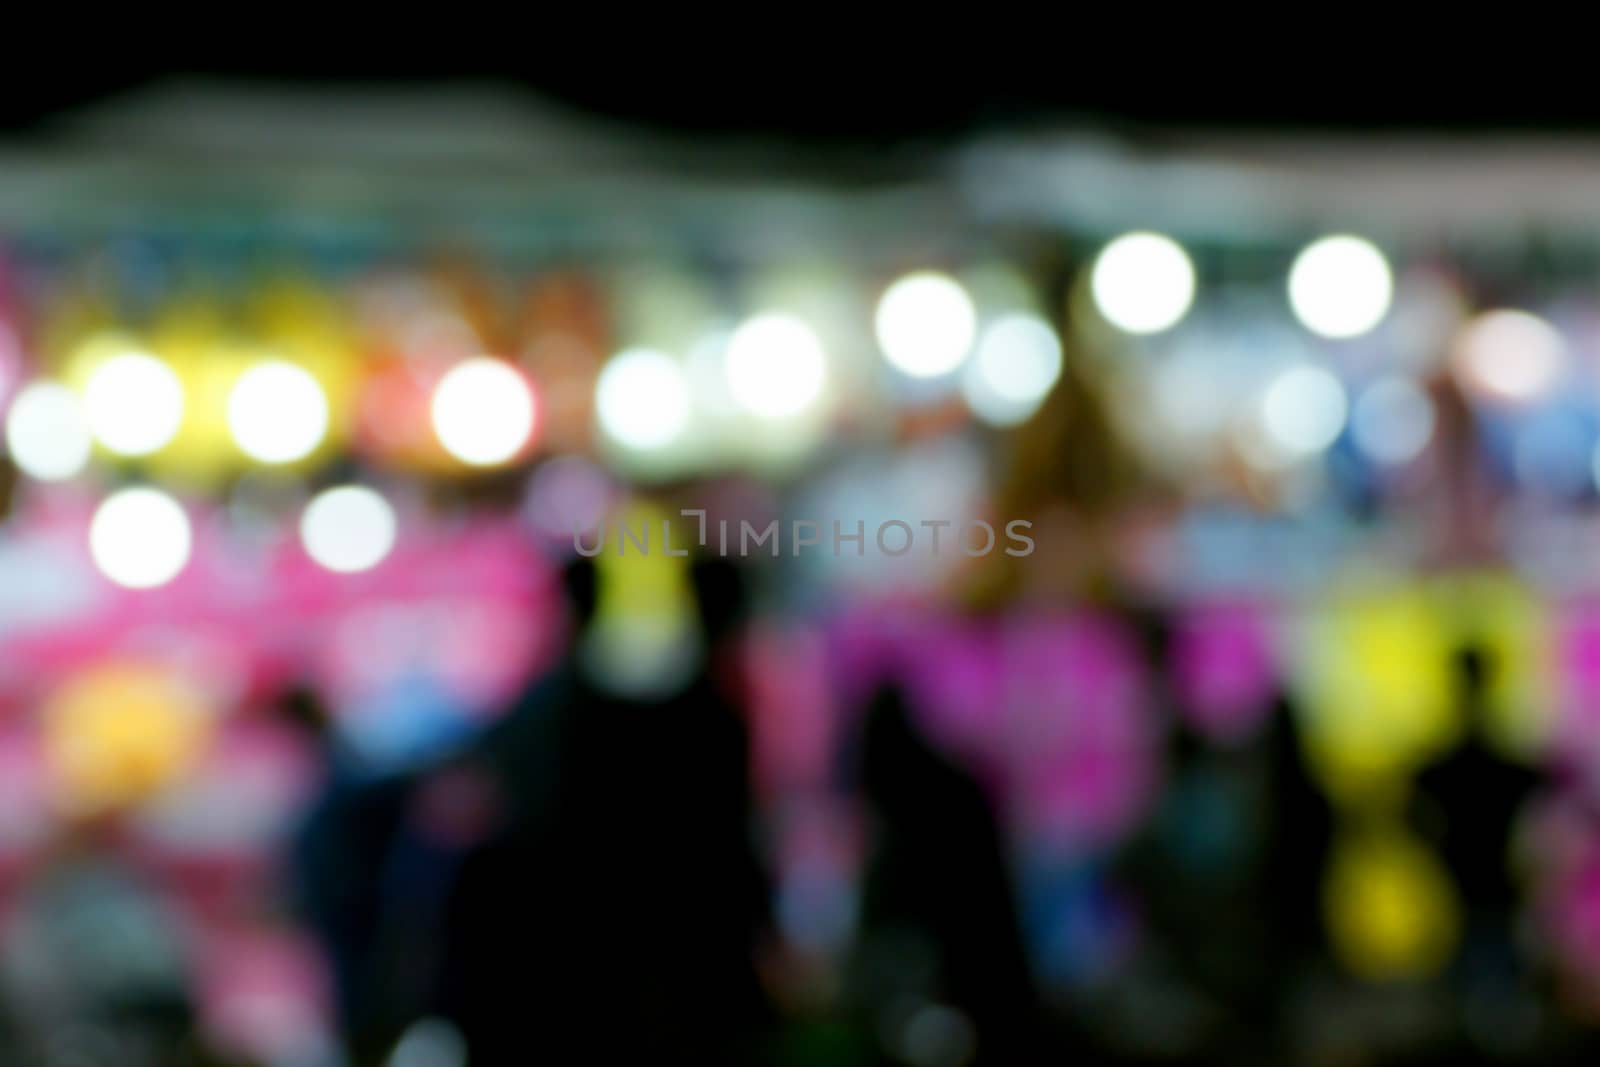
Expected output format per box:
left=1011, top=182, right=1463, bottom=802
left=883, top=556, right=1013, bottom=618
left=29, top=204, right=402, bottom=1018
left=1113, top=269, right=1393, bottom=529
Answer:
left=5, top=80, right=1600, bottom=251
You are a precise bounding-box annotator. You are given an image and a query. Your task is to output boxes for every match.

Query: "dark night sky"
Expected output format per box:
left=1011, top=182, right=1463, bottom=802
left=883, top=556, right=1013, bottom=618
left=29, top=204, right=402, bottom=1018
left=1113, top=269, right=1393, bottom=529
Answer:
left=2, top=46, right=1594, bottom=142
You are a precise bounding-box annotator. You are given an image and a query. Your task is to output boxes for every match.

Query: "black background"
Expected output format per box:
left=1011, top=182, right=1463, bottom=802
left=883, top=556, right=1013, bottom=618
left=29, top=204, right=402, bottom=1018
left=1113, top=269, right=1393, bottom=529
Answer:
left=1, top=41, right=1592, bottom=142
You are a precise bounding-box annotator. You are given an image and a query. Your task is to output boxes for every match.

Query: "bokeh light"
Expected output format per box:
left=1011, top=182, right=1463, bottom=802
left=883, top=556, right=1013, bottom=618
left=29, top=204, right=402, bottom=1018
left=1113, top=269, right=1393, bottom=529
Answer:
left=961, top=312, right=1063, bottom=426
left=874, top=271, right=976, bottom=378
left=227, top=360, right=330, bottom=464
left=1324, top=829, right=1460, bottom=981
left=595, top=348, right=691, bottom=451
left=88, top=487, right=193, bottom=589
left=5, top=381, right=92, bottom=481
left=431, top=357, right=537, bottom=466
left=1453, top=309, right=1565, bottom=403
left=724, top=312, right=827, bottom=418
left=1351, top=376, right=1435, bottom=466
left=1091, top=232, right=1195, bottom=334
left=1261, top=364, right=1349, bottom=457
left=42, top=663, right=211, bottom=817
left=1288, top=235, right=1394, bottom=339
left=83, top=349, right=185, bottom=456
left=300, top=485, right=397, bottom=573
left=1515, top=410, right=1592, bottom=498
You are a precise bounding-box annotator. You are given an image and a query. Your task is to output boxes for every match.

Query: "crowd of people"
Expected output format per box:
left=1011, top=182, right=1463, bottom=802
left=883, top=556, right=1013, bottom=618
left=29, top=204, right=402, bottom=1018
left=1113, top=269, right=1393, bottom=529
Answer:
left=3, top=285, right=1600, bottom=1067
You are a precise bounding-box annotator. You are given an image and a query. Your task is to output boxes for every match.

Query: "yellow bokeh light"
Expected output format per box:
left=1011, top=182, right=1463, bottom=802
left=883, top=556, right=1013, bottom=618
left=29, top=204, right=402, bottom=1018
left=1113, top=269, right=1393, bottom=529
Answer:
left=1324, top=825, right=1460, bottom=982
left=1295, top=585, right=1458, bottom=806
left=42, top=663, right=214, bottom=817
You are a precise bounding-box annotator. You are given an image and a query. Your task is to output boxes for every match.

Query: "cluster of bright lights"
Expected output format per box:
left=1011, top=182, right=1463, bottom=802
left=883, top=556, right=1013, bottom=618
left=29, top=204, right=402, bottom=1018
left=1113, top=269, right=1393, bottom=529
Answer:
left=0, top=235, right=1408, bottom=488
left=0, top=235, right=1511, bottom=505
left=962, top=312, right=1063, bottom=426
left=228, top=360, right=330, bottom=464
left=82, top=480, right=398, bottom=590
left=1091, top=231, right=1394, bottom=341
left=875, top=271, right=977, bottom=377
left=300, top=485, right=397, bottom=573
left=595, top=348, right=692, bottom=451
left=83, top=350, right=185, bottom=456
left=430, top=357, right=537, bottom=466
left=88, top=487, right=193, bottom=589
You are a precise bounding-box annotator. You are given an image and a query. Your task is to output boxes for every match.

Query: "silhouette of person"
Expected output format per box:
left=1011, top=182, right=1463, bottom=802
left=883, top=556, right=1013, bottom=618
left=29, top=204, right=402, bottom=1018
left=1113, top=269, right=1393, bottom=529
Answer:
left=845, top=685, right=1041, bottom=1067
left=1118, top=688, right=1334, bottom=1063
left=1409, top=642, right=1546, bottom=1061
left=1413, top=644, right=1542, bottom=924
left=284, top=684, right=421, bottom=1064
left=436, top=554, right=774, bottom=1065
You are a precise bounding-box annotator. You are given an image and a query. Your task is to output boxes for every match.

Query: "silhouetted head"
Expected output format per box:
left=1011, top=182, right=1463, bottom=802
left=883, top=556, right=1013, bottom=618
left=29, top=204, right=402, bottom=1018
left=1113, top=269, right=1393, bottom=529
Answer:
left=855, top=685, right=950, bottom=816
left=276, top=682, right=334, bottom=740
left=560, top=554, right=600, bottom=631
left=690, top=556, right=749, bottom=646
left=1451, top=640, right=1498, bottom=738
left=1454, top=642, right=1490, bottom=694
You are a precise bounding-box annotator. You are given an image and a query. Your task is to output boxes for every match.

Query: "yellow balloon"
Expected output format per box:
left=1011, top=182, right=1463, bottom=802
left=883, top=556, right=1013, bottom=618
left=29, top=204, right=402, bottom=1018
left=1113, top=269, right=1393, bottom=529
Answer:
left=1295, top=584, right=1458, bottom=806
left=1437, top=572, right=1553, bottom=759
left=1324, top=824, right=1461, bottom=981
left=43, top=663, right=214, bottom=817
left=582, top=501, right=701, bottom=697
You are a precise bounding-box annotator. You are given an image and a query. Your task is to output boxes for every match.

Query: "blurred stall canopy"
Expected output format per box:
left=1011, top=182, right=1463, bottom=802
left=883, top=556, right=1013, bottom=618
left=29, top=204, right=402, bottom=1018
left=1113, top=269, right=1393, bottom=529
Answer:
left=4, top=79, right=1600, bottom=256
left=0, top=80, right=959, bottom=258
left=958, top=131, right=1600, bottom=241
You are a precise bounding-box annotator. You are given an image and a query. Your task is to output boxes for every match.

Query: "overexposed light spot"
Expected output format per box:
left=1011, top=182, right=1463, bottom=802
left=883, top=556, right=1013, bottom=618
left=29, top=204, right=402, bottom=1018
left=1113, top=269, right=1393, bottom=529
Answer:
left=1351, top=377, right=1434, bottom=465
left=875, top=271, right=976, bottom=378
left=724, top=311, right=827, bottom=418
left=1091, top=232, right=1195, bottom=334
left=6, top=382, right=92, bottom=480
left=961, top=312, right=1063, bottom=426
left=300, top=485, right=397, bottom=573
left=89, top=488, right=192, bottom=589
left=1453, top=310, right=1564, bottom=403
left=83, top=351, right=184, bottom=456
left=1261, top=364, right=1348, bottom=456
left=1288, top=235, right=1394, bottom=339
left=227, top=360, right=329, bottom=464
left=431, top=357, right=537, bottom=466
left=595, top=348, right=690, bottom=451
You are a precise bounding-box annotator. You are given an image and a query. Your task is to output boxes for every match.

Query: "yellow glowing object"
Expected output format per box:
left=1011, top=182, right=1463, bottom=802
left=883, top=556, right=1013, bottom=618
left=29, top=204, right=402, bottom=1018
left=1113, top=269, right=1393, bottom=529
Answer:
left=43, top=663, right=213, bottom=816
left=583, top=501, right=700, bottom=697
left=138, top=290, right=356, bottom=486
left=1439, top=573, right=1552, bottom=759
left=1296, top=586, right=1457, bottom=805
left=1324, top=827, right=1460, bottom=981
